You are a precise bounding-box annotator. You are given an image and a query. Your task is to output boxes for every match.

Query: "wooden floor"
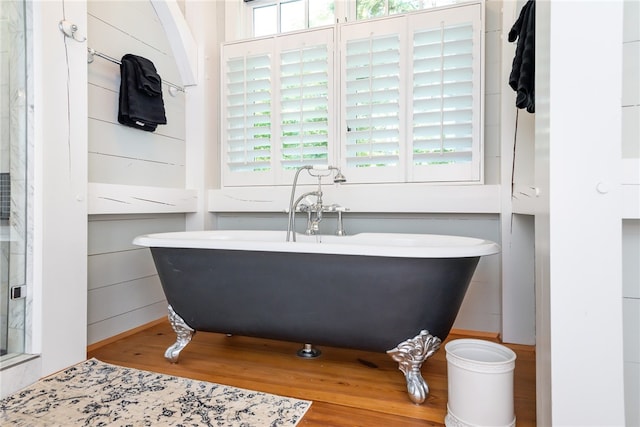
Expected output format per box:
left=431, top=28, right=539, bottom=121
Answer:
left=88, top=321, right=536, bottom=426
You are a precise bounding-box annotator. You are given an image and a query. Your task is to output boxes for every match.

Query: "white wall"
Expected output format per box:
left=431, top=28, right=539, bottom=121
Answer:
left=535, top=1, right=626, bottom=425
left=35, top=0, right=88, bottom=377
left=499, top=0, right=536, bottom=345
left=86, top=1, right=190, bottom=345
left=184, top=0, right=221, bottom=232
left=87, top=214, right=183, bottom=344
left=87, top=1, right=186, bottom=187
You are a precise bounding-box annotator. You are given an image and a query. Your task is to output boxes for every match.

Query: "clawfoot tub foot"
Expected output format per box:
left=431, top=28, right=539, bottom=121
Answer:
left=387, top=330, right=442, bottom=404
left=165, top=305, right=195, bottom=363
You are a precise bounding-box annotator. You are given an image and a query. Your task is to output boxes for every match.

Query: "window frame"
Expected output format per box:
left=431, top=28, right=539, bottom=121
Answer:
left=246, top=0, right=339, bottom=37
left=245, top=0, right=472, bottom=36
left=224, top=1, right=484, bottom=188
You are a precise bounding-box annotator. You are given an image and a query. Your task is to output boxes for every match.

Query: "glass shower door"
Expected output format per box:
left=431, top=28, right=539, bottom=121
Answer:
left=0, top=0, right=27, bottom=362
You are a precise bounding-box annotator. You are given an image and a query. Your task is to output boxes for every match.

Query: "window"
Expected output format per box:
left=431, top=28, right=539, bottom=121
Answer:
left=223, top=2, right=483, bottom=186
left=247, top=0, right=468, bottom=36
left=250, top=0, right=335, bottom=37
left=222, top=29, right=334, bottom=186
left=356, top=0, right=461, bottom=20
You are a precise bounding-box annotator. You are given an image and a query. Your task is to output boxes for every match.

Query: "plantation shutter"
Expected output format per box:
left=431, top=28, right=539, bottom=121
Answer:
left=341, top=16, right=406, bottom=183
left=221, top=2, right=483, bottom=188
left=278, top=29, right=333, bottom=176
left=340, top=5, right=482, bottom=184
left=222, top=38, right=274, bottom=186
left=409, top=5, right=482, bottom=182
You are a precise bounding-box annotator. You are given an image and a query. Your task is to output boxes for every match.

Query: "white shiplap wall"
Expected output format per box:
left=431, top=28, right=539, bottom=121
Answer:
left=86, top=1, right=188, bottom=345
left=622, top=1, right=640, bottom=425
left=87, top=2, right=186, bottom=187
left=87, top=214, right=185, bottom=344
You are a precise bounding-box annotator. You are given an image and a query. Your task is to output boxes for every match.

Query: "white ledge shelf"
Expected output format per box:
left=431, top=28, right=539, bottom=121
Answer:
left=208, top=184, right=501, bottom=214
left=511, top=184, right=537, bottom=215
left=511, top=159, right=640, bottom=218
left=88, top=183, right=198, bottom=215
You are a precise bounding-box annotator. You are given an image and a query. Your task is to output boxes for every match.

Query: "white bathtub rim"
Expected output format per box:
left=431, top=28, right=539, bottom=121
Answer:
left=133, top=230, right=500, bottom=258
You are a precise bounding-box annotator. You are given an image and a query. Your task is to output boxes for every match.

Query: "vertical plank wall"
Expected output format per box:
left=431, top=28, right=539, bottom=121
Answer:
left=86, top=1, right=187, bottom=345
left=622, top=1, right=640, bottom=424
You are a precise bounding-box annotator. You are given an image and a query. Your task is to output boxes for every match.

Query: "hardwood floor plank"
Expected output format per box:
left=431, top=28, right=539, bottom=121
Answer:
left=299, top=402, right=443, bottom=426
left=88, top=321, right=535, bottom=426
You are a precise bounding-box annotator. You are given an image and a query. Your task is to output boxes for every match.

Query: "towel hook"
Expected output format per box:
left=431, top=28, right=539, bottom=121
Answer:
left=59, top=20, right=86, bottom=43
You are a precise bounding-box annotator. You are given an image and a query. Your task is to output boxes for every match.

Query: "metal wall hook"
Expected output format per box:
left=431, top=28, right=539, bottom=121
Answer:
left=59, top=20, right=86, bottom=43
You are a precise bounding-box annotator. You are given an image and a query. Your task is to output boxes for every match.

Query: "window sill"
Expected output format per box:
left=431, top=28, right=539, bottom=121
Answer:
left=208, top=183, right=501, bottom=214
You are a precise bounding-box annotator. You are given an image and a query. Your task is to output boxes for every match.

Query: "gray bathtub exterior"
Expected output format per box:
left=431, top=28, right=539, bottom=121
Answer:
left=150, top=247, right=480, bottom=353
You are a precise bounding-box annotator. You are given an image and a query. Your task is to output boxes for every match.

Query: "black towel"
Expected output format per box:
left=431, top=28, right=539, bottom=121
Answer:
left=118, top=54, right=167, bottom=132
left=508, top=0, right=535, bottom=113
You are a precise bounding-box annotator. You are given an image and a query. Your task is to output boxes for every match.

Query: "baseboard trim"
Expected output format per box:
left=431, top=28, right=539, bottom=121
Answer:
left=86, top=317, right=166, bottom=354
left=449, top=328, right=501, bottom=340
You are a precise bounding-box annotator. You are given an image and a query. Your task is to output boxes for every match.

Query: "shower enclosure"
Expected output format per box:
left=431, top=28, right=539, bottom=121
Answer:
left=0, top=0, right=28, bottom=363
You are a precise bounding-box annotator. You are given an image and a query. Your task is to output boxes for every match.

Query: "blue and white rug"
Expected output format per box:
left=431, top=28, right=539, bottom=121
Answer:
left=0, top=358, right=311, bottom=426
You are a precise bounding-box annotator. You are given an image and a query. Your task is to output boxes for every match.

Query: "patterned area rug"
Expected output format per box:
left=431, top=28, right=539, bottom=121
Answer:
left=0, top=358, right=311, bottom=426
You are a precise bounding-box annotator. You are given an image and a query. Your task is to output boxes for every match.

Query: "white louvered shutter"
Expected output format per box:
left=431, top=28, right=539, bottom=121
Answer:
left=221, top=2, right=483, bottom=188
left=222, top=39, right=274, bottom=186
left=340, top=5, right=482, bottom=184
left=341, top=16, right=406, bottom=183
left=278, top=28, right=334, bottom=179
left=409, top=5, right=482, bottom=182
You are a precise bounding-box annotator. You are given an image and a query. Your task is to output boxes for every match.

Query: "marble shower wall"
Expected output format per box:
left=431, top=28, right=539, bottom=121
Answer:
left=0, top=0, right=27, bottom=357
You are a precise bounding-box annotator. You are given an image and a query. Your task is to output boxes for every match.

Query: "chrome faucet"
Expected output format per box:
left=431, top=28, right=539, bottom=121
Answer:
left=286, top=165, right=346, bottom=242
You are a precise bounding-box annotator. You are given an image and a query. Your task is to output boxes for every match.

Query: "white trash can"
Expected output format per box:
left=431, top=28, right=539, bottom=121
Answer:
left=444, top=339, right=516, bottom=427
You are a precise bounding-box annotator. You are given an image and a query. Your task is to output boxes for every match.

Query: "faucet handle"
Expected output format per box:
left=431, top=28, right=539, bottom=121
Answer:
left=335, top=209, right=347, bottom=236
left=322, top=203, right=348, bottom=213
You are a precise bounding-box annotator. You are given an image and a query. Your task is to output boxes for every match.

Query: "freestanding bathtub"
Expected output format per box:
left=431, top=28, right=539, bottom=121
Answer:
left=133, top=230, right=500, bottom=404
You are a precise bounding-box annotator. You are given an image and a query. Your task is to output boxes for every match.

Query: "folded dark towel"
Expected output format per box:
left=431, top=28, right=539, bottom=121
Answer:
left=118, top=54, right=167, bottom=132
